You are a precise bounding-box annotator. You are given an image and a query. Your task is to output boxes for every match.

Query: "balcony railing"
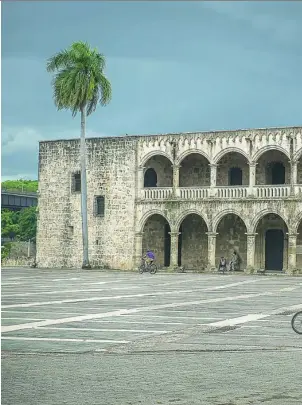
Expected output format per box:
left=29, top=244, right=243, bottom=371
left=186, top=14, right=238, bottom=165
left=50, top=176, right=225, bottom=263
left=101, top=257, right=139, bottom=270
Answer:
left=179, top=187, right=209, bottom=199
left=142, top=188, right=173, bottom=199
left=216, top=187, right=248, bottom=198
left=140, top=185, right=301, bottom=200
left=255, top=185, right=290, bottom=198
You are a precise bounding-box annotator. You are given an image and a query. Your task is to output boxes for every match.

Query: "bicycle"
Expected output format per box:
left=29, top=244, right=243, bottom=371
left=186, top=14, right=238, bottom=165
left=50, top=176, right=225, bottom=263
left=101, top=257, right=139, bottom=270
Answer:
left=138, top=258, right=157, bottom=274
left=291, top=311, right=302, bottom=335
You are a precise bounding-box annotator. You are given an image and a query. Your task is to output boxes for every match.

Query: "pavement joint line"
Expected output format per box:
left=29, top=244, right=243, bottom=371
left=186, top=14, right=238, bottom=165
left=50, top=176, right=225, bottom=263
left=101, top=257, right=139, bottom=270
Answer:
left=2, top=287, right=301, bottom=333
left=1, top=279, right=264, bottom=309
left=1, top=286, right=142, bottom=298
left=35, top=327, right=169, bottom=334
left=2, top=292, right=267, bottom=332
left=1, top=317, right=48, bottom=321
left=1, top=337, right=130, bottom=344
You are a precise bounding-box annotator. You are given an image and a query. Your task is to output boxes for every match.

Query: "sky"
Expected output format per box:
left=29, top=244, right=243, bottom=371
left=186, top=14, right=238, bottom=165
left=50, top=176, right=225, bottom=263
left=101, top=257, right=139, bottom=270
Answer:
left=2, top=1, right=302, bottom=180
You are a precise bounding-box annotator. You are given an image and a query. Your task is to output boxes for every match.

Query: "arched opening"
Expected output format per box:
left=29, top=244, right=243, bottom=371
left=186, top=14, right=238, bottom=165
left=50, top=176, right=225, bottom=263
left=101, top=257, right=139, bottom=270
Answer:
left=297, top=156, right=302, bottom=184
left=178, top=214, right=208, bottom=270
left=255, top=213, right=288, bottom=271
left=179, top=153, right=210, bottom=187
left=229, top=167, right=243, bottom=186
left=216, top=152, right=249, bottom=186
left=255, top=150, right=290, bottom=185
left=144, top=168, right=157, bottom=187
left=142, top=214, right=171, bottom=267
left=144, top=155, right=172, bottom=188
left=297, top=221, right=302, bottom=270
left=216, top=214, right=247, bottom=270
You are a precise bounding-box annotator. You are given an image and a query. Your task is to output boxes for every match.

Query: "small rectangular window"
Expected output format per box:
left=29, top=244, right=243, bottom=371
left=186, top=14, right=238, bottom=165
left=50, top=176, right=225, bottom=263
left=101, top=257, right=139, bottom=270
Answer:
left=94, top=196, right=105, bottom=217
left=71, top=172, right=81, bottom=192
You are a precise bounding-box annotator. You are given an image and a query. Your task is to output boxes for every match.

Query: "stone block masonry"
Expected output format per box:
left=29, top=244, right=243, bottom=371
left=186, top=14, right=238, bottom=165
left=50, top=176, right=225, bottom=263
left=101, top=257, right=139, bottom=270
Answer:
left=37, top=126, right=302, bottom=273
left=37, top=137, right=137, bottom=269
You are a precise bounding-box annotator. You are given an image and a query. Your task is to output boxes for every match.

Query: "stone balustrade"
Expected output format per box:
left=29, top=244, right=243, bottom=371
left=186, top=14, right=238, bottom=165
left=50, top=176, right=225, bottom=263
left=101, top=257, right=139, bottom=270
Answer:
left=216, top=186, right=248, bottom=198
left=255, top=185, right=291, bottom=198
left=142, top=187, right=173, bottom=199
left=179, top=187, right=210, bottom=199
left=141, top=185, right=301, bottom=200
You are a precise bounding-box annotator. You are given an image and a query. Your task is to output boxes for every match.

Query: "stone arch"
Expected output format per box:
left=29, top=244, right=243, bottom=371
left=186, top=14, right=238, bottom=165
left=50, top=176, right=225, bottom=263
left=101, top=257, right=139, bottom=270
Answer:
left=213, top=148, right=250, bottom=164
left=253, top=146, right=290, bottom=185
left=251, top=209, right=289, bottom=233
left=142, top=152, right=173, bottom=187
left=140, top=150, right=173, bottom=167
left=177, top=211, right=209, bottom=270
left=215, top=211, right=248, bottom=270
left=213, top=209, right=248, bottom=233
left=176, top=149, right=211, bottom=166
left=138, top=209, right=171, bottom=232
left=214, top=148, right=250, bottom=186
left=178, top=151, right=211, bottom=187
left=253, top=211, right=289, bottom=271
left=175, top=209, right=209, bottom=232
left=296, top=218, right=302, bottom=270
left=140, top=211, right=172, bottom=268
left=252, top=145, right=290, bottom=162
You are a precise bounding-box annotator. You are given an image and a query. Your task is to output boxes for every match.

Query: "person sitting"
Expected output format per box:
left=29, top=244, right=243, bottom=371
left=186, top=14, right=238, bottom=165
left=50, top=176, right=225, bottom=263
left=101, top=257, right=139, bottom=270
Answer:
left=218, top=256, right=227, bottom=272
left=229, top=251, right=240, bottom=271
left=144, top=250, right=155, bottom=265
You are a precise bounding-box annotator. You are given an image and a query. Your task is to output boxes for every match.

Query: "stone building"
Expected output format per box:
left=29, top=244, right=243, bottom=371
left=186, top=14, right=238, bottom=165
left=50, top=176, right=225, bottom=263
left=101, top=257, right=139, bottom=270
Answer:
left=36, top=126, right=302, bottom=274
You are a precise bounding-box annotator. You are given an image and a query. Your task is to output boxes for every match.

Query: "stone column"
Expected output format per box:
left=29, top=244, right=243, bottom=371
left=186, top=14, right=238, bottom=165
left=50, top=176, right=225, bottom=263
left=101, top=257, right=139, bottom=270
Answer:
left=206, top=232, right=217, bottom=271
left=287, top=233, right=298, bottom=273
left=290, top=160, right=298, bottom=195
left=172, top=164, right=180, bottom=197
left=245, top=233, right=257, bottom=273
left=209, top=164, right=217, bottom=197
left=248, top=162, right=257, bottom=197
left=136, top=166, right=145, bottom=198
left=134, top=232, right=144, bottom=268
left=169, top=232, right=180, bottom=268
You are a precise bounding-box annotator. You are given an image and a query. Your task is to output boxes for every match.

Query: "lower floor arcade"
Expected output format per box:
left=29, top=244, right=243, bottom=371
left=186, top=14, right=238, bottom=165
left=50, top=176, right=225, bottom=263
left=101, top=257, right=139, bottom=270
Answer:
left=139, top=212, right=302, bottom=273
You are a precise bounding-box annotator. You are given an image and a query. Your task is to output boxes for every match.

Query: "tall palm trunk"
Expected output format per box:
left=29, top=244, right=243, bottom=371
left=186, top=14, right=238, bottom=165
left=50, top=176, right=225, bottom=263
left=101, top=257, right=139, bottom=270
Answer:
left=80, top=106, right=90, bottom=268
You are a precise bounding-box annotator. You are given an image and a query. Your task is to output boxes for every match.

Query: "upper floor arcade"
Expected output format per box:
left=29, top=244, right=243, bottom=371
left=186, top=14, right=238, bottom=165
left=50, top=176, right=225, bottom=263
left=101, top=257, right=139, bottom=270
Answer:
left=135, top=127, right=302, bottom=200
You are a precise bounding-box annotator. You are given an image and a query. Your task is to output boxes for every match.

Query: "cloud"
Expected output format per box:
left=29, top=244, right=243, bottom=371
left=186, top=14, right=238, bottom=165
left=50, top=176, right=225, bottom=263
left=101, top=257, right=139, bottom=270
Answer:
left=1, top=126, right=113, bottom=180
left=201, top=2, right=302, bottom=44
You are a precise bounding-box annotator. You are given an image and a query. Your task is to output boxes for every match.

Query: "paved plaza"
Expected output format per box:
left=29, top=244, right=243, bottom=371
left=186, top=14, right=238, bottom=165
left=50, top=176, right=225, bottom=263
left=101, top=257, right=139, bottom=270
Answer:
left=1, top=268, right=302, bottom=405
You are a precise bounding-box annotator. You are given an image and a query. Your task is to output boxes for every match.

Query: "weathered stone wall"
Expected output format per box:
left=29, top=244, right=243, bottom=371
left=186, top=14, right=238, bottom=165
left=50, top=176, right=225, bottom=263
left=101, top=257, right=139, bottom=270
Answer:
left=215, top=214, right=247, bottom=269
left=216, top=152, right=249, bottom=186
left=142, top=214, right=170, bottom=268
left=37, top=137, right=137, bottom=269
left=179, top=154, right=210, bottom=187
left=179, top=214, right=208, bottom=269
left=37, top=126, right=302, bottom=271
left=144, top=156, right=172, bottom=187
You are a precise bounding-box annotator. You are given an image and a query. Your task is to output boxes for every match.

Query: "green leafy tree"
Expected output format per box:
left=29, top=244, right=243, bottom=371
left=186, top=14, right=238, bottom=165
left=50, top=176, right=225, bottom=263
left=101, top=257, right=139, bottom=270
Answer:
left=1, top=209, right=20, bottom=240
left=1, top=180, right=38, bottom=192
left=18, top=207, right=37, bottom=242
left=46, top=41, right=112, bottom=268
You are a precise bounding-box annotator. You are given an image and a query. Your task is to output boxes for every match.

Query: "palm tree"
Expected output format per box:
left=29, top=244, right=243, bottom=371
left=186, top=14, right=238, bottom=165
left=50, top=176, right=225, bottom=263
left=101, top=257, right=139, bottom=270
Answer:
left=46, top=41, right=112, bottom=269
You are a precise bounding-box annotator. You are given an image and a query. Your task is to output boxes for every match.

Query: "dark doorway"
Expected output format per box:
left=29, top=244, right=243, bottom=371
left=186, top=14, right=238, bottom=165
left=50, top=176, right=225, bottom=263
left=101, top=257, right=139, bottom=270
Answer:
left=265, top=229, right=284, bottom=270
left=271, top=162, right=285, bottom=185
left=164, top=224, right=171, bottom=267
left=178, top=225, right=183, bottom=266
left=144, top=168, right=157, bottom=187
left=229, top=167, right=243, bottom=186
